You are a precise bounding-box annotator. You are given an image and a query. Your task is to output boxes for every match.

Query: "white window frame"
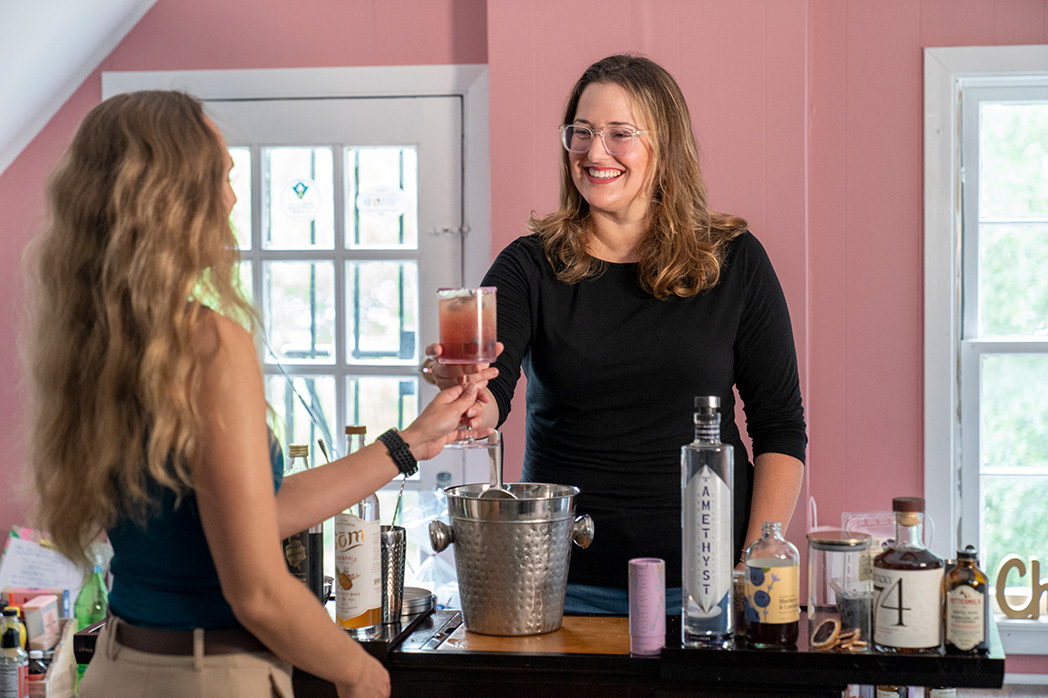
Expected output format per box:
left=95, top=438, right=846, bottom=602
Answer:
left=925, top=44, right=1048, bottom=657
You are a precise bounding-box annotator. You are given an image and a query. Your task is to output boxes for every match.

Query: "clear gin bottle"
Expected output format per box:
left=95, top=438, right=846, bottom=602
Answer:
left=682, top=395, right=734, bottom=648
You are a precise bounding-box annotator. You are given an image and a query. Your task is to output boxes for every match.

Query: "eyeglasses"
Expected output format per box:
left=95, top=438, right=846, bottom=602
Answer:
left=559, top=124, right=648, bottom=156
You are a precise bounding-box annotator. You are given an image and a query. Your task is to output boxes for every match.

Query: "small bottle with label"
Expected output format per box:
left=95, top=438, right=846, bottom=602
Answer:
left=335, top=426, right=382, bottom=640
left=743, top=521, right=800, bottom=648
left=27, top=649, right=46, bottom=683
left=1, top=608, right=27, bottom=698
left=873, top=497, right=944, bottom=655
left=681, top=395, right=734, bottom=648
left=944, top=545, right=988, bottom=655
left=282, top=444, right=324, bottom=600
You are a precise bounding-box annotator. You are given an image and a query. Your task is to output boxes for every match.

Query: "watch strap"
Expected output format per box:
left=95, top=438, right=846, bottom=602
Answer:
left=377, top=428, right=418, bottom=477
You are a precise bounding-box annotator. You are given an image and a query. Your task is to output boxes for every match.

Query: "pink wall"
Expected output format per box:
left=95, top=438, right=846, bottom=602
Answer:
left=2, top=0, right=1048, bottom=671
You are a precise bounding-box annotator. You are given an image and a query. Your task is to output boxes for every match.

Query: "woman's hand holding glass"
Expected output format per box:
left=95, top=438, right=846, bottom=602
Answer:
left=422, top=341, right=502, bottom=446
left=401, top=382, right=494, bottom=460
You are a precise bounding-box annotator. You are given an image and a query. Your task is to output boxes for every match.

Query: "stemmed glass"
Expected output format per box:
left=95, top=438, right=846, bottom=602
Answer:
left=437, top=286, right=496, bottom=448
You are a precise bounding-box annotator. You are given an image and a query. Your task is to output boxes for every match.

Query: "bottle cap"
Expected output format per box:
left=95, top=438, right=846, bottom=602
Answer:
left=345, top=425, right=367, bottom=435
left=694, top=395, right=720, bottom=409
left=891, top=496, right=924, bottom=513
left=288, top=444, right=309, bottom=458
left=1, top=607, right=16, bottom=616
left=957, top=544, right=978, bottom=561
left=29, top=650, right=43, bottom=658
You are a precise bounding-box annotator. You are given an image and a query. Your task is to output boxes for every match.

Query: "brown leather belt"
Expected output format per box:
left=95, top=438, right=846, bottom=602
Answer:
left=115, top=621, right=269, bottom=656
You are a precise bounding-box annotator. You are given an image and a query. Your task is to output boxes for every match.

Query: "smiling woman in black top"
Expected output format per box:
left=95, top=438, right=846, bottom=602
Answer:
left=425, top=54, right=806, bottom=613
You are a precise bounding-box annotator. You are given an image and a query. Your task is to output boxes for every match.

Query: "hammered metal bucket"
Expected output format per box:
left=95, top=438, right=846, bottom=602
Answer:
left=429, top=482, right=594, bottom=636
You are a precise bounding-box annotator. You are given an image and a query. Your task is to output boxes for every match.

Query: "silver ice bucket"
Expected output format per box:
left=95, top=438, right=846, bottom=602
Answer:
left=429, top=482, right=594, bottom=636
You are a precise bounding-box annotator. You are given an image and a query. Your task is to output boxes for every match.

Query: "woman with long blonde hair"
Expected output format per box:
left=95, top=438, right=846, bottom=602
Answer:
left=25, top=90, right=488, bottom=698
left=426, top=54, right=807, bottom=615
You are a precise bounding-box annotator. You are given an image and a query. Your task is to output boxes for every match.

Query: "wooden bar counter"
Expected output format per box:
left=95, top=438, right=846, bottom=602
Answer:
left=291, top=611, right=1006, bottom=698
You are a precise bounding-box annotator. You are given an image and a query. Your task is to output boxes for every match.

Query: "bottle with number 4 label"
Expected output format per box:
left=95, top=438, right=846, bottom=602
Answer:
left=873, top=497, right=944, bottom=654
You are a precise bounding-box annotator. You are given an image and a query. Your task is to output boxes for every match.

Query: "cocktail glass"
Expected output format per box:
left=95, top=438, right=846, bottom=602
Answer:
left=437, top=286, right=496, bottom=447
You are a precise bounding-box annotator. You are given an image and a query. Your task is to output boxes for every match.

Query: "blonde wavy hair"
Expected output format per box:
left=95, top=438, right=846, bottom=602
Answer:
left=530, top=54, right=749, bottom=299
left=23, top=90, right=257, bottom=568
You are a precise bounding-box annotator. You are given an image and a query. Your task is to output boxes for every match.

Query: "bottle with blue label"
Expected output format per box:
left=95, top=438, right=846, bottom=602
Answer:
left=681, top=395, right=733, bottom=648
left=744, top=521, right=800, bottom=648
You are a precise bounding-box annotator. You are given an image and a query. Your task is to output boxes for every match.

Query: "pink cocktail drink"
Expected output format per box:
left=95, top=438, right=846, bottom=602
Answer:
left=438, top=287, right=497, bottom=364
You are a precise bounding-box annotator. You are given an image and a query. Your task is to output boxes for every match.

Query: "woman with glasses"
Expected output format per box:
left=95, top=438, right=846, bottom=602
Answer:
left=24, top=90, right=491, bottom=698
left=426, top=54, right=806, bottom=614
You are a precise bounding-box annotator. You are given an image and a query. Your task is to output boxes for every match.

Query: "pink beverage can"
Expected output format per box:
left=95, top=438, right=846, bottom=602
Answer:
left=437, top=287, right=497, bottom=364
left=628, top=557, right=666, bottom=655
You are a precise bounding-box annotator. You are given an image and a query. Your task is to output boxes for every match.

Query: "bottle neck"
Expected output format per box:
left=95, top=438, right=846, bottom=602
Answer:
left=761, top=521, right=783, bottom=539
left=894, top=512, right=926, bottom=549
left=694, top=413, right=721, bottom=444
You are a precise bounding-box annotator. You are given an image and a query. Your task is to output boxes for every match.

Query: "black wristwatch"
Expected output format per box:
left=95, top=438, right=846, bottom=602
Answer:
left=377, top=428, right=418, bottom=477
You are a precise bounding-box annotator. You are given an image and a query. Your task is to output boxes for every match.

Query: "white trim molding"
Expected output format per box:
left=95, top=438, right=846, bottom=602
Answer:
left=924, top=44, right=1048, bottom=657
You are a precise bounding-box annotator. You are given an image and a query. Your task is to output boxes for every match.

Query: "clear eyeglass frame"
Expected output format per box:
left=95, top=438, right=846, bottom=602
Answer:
left=558, top=124, right=649, bottom=156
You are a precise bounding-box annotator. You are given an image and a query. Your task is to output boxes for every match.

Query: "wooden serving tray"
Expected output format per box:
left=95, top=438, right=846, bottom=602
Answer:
left=437, top=615, right=631, bottom=655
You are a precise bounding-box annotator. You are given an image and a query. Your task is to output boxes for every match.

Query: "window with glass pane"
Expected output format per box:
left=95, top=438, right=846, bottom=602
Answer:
left=346, top=376, right=418, bottom=434
left=962, top=94, right=1048, bottom=607
left=267, top=374, right=337, bottom=455
left=346, top=147, right=418, bottom=249
left=231, top=139, right=424, bottom=465
left=264, top=146, right=335, bottom=250
left=265, top=261, right=336, bottom=364
left=346, top=261, right=418, bottom=363
left=229, top=147, right=251, bottom=250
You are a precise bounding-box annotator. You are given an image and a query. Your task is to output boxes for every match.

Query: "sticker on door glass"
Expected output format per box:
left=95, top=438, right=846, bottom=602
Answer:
left=356, top=185, right=409, bottom=216
left=281, top=178, right=321, bottom=222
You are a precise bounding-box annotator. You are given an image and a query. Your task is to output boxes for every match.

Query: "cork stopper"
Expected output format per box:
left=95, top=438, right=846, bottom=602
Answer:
left=345, top=425, right=367, bottom=435
left=288, top=444, right=309, bottom=458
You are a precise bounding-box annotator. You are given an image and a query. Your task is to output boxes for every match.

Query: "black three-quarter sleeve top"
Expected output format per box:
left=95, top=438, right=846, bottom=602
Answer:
left=481, top=231, right=807, bottom=589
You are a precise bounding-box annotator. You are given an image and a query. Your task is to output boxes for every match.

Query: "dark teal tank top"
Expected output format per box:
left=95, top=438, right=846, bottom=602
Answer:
left=107, top=433, right=284, bottom=630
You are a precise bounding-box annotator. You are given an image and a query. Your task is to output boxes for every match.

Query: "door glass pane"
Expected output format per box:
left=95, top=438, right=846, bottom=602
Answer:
left=980, top=354, right=1048, bottom=471
left=229, top=147, right=252, bottom=250
left=264, top=147, right=334, bottom=249
left=980, top=103, right=1048, bottom=220
left=346, top=261, right=419, bottom=364
left=982, top=474, right=1048, bottom=595
left=267, top=374, right=336, bottom=458
left=978, top=223, right=1048, bottom=336
left=346, top=376, right=418, bottom=433
left=265, top=261, right=335, bottom=364
left=237, top=261, right=253, bottom=303
left=346, top=147, right=418, bottom=249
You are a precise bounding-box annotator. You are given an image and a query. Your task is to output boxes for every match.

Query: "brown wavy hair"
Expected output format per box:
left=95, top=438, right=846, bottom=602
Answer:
left=530, top=54, right=748, bottom=299
left=22, top=91, right=257, bottom=568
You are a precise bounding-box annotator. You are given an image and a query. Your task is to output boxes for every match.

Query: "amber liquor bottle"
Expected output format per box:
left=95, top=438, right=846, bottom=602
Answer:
left=944, top=545, right=989, bottom=655
left=872, top=496, right=944, bottom=654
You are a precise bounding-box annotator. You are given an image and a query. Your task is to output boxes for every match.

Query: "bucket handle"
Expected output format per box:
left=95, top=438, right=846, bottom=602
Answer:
left=429, top=514, right=594, bottom=552
left=429, top=519, right=453, bottom=553
left=573, top=515, right=594, bottom=549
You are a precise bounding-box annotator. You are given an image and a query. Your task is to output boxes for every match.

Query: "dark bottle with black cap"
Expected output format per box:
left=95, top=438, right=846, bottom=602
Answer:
left=944, top=545, right=989, bottom=655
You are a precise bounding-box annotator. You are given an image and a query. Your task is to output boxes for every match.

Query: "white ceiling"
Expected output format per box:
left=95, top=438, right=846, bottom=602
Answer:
left=0, top=0, right=157, bottom=176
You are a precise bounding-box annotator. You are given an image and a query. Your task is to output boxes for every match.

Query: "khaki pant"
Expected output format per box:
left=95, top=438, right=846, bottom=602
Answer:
left=79, top=617, right=294, bottom=698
